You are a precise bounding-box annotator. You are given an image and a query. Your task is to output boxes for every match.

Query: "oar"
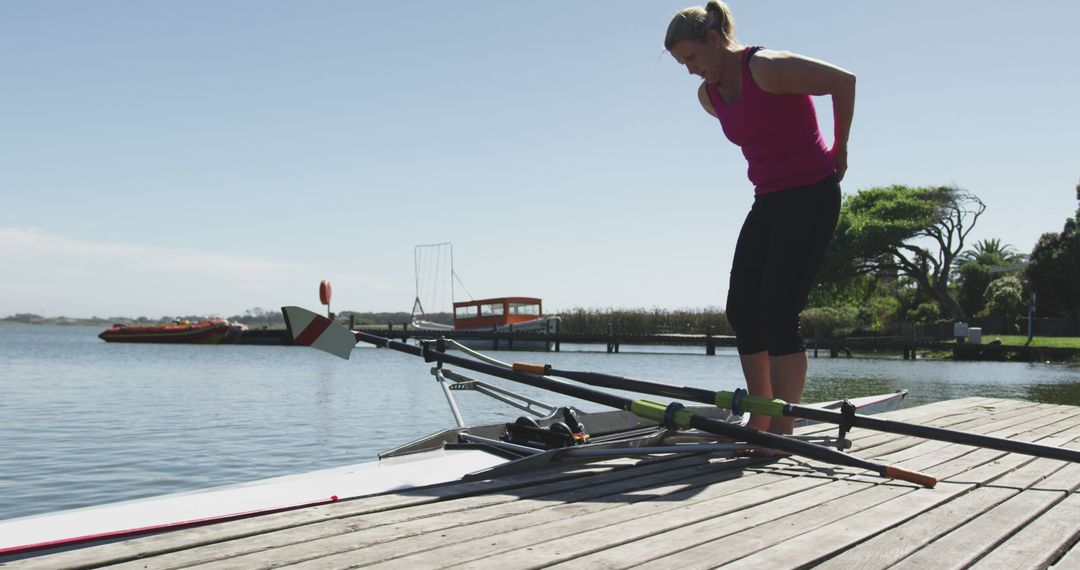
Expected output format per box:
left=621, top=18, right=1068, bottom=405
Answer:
left=281, top=306, right=937, bottom=488
left=510, top=361, right=1080, bottom=464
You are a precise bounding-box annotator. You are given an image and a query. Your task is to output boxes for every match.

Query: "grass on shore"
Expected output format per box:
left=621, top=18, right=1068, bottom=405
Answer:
left=992, top=335, right=1080, bottom=349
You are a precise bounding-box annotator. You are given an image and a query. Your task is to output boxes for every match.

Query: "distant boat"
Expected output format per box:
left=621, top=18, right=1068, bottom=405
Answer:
left=412, top=296, right=561, bottom=349
left=98, top=318, right=235, bottom=344
left=409, top=243, right=560, bottom=350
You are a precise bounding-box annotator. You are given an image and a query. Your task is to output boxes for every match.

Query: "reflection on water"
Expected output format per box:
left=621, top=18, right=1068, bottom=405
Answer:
left=805, top=357, right=1080, bottom=407
left=1, top=324, right=1078, bottom=520
left=1025, top=381, right=1080, bottom=406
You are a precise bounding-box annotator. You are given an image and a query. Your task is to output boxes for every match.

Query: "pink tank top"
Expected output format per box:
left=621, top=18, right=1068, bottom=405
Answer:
left=707, top=47, right=835, bottom=195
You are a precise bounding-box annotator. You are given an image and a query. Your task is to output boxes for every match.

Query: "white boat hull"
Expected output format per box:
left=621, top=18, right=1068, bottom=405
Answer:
left=410, top=316, right=561, bottom=351
left=0, top=448, right=506, bottom=558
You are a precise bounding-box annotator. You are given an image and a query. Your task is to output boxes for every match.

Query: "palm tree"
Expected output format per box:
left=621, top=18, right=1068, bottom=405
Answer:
left=954, top=238, right=1024, bottom=268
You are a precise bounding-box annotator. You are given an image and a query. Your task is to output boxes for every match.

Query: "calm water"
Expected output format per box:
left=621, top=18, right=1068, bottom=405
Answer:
left=2, top=323, right=1079, bottom=521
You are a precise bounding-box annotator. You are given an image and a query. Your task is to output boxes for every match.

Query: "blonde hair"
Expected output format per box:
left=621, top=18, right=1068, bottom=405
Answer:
left=664, top=1, right=736, bottom=50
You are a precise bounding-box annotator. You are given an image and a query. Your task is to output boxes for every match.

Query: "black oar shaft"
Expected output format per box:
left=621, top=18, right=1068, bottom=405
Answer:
left=354, top=332, right=934, bottom=487
left=788, top=404, right=1080, bottom=464
left=356, top=332, right=629, bottom=409
left=567, top=370, right=716, bottom=403
left=520, top=363, right=1080, bottom=464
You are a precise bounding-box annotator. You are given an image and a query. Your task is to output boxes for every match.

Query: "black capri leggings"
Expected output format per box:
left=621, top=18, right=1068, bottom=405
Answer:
left=725, top=173, right=841, bottom=356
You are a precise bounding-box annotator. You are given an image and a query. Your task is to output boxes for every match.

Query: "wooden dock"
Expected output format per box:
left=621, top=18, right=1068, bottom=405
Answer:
left=352, top=326, right=740, bottom=354
left=8, top=397, right=1079, bottom=569
left=235, top=327, right=1080, bottom=362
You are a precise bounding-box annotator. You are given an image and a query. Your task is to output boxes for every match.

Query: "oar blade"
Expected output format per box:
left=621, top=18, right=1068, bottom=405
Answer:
left=281, top=306, right=357, bottom=360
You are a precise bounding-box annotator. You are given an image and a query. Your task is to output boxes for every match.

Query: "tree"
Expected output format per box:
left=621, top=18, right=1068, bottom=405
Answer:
left=824, top=185, right=985, bottom=321
left=984, top=274, right=1025, bottom=331
left=1026, top=207, right=1080, bottom=333
left=954, top=238, right=1023, bottom=266
left=955, top=261, right=993, bottom=317
left=953, top=238, right=1025, bottom=317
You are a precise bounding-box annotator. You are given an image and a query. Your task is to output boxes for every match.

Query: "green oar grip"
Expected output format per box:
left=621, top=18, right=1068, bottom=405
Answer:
left=630, top=399, right=694, bottom=430
left=884, top=466, right=938, bottom=488
left=714, top=391, right=787, bottom=418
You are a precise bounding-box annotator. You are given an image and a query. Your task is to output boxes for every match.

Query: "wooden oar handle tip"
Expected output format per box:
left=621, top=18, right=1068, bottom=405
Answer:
left=885, top=466, right=938, bottom=488
left=513, top=362, right=549, bottom=375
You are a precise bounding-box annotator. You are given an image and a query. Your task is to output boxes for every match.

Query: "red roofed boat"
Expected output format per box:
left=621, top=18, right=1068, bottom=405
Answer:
left=98, top=318, right=234, bottom=344
left=411, top=297, right=560, bottom=350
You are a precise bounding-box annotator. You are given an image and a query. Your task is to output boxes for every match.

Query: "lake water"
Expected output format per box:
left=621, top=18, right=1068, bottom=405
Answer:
left=2, top=323, right=1079, bottom=521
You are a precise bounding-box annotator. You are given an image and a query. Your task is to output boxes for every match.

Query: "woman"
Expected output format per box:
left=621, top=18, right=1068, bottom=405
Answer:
left=665, top=2, right=855, bottom=434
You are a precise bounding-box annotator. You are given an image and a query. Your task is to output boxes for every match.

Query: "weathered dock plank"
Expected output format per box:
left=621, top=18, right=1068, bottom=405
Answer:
left=888, top=460, right=1080, bottom=570
left=372, top=471, right=894, bottom=569
left=479, top=479, right=912, bottom=570
left=3, top=460, right=643, bottom=570
left=210, top=462, right=827, bottom=569
left=968, top=483, right=1080, bottom=569
left=729, top=448, right=1080, bottom=570
left=208, top=399, right=1045, bottom=565
left=816, top=443, right=1080, bottom=569
left=555, top=404, right=1079, bottom=570
left=167, top=457, right=768, bottom=569
left=3, top=397, right=1079, bottom=570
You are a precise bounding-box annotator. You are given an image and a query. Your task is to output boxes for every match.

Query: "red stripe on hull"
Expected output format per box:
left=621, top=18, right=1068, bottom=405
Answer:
left=0, top=496, right=338, bottom=556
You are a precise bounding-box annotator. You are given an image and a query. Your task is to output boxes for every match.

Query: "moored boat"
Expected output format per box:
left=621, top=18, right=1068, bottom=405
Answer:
left=409, top=243, right=560, bottom=350
left=412, top=296, right=561, bottom=351
left=97, top=318, right=234, bottom=344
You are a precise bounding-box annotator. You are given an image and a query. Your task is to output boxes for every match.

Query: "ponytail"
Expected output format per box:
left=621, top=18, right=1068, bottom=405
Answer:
left=664, top=1, right=737, bottom=50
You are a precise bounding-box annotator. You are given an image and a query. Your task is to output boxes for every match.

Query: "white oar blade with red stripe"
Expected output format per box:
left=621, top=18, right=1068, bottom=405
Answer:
left=281, top=306, right=357, bottom=359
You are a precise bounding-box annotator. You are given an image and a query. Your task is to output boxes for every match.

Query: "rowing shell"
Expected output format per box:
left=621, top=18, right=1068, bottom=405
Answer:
left=0, top=448, right=505, bottom=558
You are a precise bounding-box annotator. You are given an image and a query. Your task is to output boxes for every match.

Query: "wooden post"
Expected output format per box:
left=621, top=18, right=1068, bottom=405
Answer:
left=706, top=325, right=716, bottom=356
left=901, top=321, right=915, bottom=360
left=813, top=326, right=819, bottom=358
left=554, top=320, right=560, bottom=352
left=350, top=314, right=355, bottom=329
left=607, top=323, right=613, bottom=353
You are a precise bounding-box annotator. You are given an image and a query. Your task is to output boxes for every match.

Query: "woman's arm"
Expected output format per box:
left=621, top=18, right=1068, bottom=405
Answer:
left=750, top=50, right=855, bottom=181
left=697, top=81, right=718, bottom=118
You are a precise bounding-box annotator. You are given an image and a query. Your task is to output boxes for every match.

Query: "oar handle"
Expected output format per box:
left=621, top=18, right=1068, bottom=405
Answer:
left=884, top=466, right=938, bottom=488
left=686, top=413, right=939, bottom=489
left=514, top=362, right=549, bottom=375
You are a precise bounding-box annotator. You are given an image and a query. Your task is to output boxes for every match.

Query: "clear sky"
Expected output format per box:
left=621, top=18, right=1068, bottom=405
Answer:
left=2, top=1, right=1078, bottom=319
